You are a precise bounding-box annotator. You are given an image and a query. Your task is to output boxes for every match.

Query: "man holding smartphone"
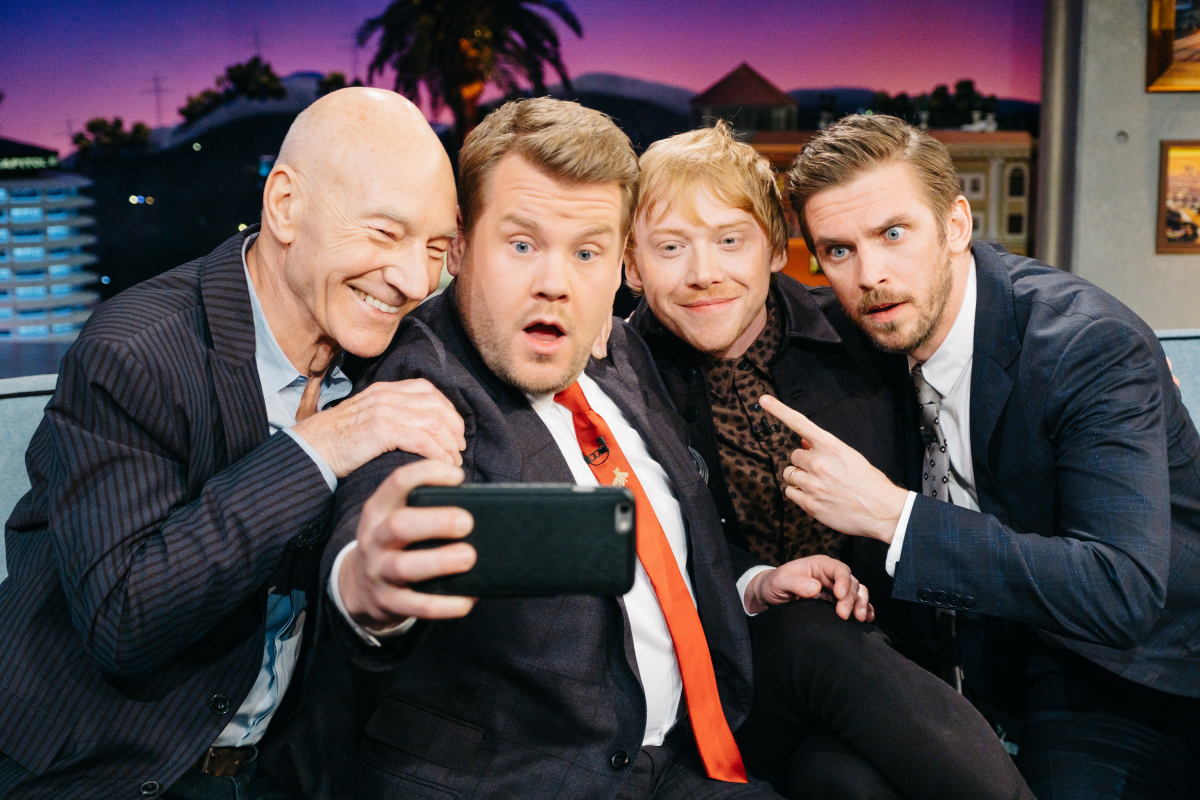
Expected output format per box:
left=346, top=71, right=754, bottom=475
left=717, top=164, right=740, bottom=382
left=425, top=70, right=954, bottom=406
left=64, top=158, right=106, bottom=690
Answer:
left=266, top=98, right=1029, bottom=800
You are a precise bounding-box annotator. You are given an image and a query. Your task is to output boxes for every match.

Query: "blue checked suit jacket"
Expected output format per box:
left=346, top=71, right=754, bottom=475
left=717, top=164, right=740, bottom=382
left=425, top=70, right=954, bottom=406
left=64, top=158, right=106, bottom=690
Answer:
left=892, top=243, right=1200, bottom=698
left=0, top=228, right=335, bottom=797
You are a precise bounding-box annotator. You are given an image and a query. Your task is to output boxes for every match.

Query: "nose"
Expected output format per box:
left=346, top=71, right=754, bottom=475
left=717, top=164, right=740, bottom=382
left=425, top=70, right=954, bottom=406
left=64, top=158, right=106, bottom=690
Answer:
left=381, top=242, right=439, bottom=305
left=686, top=243, right=723, bottom=289
left=855, top=241, right=889, bottom=293
left=531, top=247, right=570, bottom=302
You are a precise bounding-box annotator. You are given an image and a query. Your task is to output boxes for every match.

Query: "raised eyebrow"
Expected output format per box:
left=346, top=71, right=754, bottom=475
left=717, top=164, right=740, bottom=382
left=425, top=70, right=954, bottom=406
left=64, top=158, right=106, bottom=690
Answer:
left=812, top=235, right=850, bottom=251
left=576, top=223, right=617, bottom=241
left=499, top=213, right=540, bottom=232
left=873, top=215, right=914, bottom=236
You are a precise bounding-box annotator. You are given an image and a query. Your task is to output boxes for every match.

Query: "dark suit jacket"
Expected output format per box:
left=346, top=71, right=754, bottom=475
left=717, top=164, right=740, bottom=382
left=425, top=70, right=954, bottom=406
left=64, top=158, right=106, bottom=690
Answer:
left=284, top=283, right=755, bottom=800
left=629, top=273, right=925, bottom=647
left=0, top=228, right=334, bottom=797
left=893, top=244, right=1200, bottom=698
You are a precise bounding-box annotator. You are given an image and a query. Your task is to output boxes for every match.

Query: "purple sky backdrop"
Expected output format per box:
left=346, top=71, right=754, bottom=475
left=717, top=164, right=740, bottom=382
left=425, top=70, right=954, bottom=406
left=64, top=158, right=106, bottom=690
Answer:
left=0, top=0, right=1044, bottom=154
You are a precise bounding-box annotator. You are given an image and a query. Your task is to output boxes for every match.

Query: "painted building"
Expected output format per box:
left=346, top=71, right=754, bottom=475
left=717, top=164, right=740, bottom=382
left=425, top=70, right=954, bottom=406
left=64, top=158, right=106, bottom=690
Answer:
left=691, top=63, right=799, bottom=132
left=0, top=137, right=100, bottom=341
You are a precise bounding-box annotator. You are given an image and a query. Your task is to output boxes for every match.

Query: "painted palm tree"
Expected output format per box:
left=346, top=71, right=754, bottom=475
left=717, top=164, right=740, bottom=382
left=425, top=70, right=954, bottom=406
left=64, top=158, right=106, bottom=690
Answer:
left=357, top=0, right=582, bottom=140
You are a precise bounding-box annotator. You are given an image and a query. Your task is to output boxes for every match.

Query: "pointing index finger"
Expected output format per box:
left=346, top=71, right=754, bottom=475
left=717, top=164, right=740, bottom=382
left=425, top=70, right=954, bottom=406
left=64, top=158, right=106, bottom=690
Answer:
left=759, top=395, right=828, bottom=444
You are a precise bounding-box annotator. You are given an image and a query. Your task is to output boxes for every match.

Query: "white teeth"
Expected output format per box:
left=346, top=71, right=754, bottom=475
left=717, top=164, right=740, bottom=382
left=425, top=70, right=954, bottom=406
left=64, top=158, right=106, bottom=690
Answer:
left=353, top=287, right=401, bottom=314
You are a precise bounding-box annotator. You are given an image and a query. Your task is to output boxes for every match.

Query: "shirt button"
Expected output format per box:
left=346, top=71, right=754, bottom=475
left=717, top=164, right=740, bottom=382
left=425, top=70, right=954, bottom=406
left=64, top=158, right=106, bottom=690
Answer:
left=752, top=402, right=762, bottom=411
left=610, top=751, right=630, bottom=769
left=683, top=405, right=698, bottom=422
left=210, top=694, right=231, bottom=715
left=737, top=358, right=751, bottom=371
left=140, top=781, right=161, bottom=796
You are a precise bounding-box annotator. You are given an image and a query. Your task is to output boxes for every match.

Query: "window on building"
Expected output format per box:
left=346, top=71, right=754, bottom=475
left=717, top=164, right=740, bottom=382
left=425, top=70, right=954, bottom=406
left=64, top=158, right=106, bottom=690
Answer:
left=46, top=226, right=71, bottom=240
left=44, top=189, right=72, bottom=202
left=0, top=308, right=10, bottom=318
left=0, top=268, right=9, bottom=279
left=45, top=209, right=70, bottom=221
left=48, top=264, right=73, bottom=277
left=0, top=230, right=7, bottom=244
left=15, top=285, right=47, bottom=299
left=1008, top=168, right=1026, bottom=198
left=959, top=173, right=986, bottom=201
left=13, top=248, right=45, bottom=263
left=0, top=210, right=7, bottom=223
left=10, top=189, right=39, bottom=203
left=0, top=189, right=7, bottom=203
left=1007, top=213, right=1025, bottom=235
left=10, top=207, right=42, bottom=223
left=48, top=248, right=72, bottom=260
left=50, top=283, right=72, bottom=296
left=51, top=322, right=77, bottom=335
left=17, top=324, right=50, bottom=337
left=13, top=230, right=43, bottom=243
left=18, top=308, right=48, bottom=319
left=972, top=211, right=985, bottom=233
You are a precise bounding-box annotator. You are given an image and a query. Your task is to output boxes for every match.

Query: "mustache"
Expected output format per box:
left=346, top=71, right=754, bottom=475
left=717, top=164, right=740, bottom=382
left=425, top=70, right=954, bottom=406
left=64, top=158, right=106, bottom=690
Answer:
left=855, top=288, right=915, bottom=318
left=517, top=302, right=575, bottom=336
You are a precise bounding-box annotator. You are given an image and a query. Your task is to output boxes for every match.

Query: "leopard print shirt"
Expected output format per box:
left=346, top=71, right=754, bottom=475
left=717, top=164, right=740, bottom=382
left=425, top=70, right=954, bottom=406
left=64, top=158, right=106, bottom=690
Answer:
left=700, top=293, right=847, bottom=566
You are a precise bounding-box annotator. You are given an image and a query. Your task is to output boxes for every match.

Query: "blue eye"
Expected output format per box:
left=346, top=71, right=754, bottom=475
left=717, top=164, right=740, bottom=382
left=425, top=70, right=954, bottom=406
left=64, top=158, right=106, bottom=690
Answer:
left=885, top=227, right=902, bottom=241
left=830, top=246, right=849, bottom=259
left=577, top=250, right=595, bottom=262
left=513, top=242, right=531, bottom=255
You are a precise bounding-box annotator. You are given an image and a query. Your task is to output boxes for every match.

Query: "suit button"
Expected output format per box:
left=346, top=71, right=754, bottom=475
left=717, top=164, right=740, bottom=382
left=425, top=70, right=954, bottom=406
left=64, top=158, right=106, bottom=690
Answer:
left=948, top=593, right=961, bottom=608
left=962, top=596, right=976, bottom=610
left=140, top=781, right=161, bottom=796
left=683, top=405, right=697, bottom=422
left=294, top=522, right=322, bottom=548
left=917, top=588, right=932, bottom=602
left=682, top=367, right=697, bottom=383
left=932, top=590, right=947, bottom=605
left=611, top=751, right=629, bottom=769
left=210, top=694, right=231, bottom=715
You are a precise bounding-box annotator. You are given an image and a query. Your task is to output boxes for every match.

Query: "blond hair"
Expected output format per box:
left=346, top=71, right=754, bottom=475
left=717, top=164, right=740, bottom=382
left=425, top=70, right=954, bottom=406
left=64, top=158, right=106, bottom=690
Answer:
left=788, top=114, right=961, bottom=251
left=458, top=97, right=639, bottom=236
left=631, top=121, right=789, bottom=259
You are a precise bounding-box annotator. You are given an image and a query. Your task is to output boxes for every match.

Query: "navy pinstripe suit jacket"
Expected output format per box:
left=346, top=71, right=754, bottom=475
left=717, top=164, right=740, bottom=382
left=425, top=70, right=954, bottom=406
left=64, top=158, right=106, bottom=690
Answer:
left=893, top=244, right=1200, bottom=698
left=0, top=228, right=335, bottom=797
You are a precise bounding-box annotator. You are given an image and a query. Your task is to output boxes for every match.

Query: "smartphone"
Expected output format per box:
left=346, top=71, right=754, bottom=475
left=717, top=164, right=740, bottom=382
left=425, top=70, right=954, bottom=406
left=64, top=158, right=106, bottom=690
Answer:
left=408, top=483, right=637, bottom=597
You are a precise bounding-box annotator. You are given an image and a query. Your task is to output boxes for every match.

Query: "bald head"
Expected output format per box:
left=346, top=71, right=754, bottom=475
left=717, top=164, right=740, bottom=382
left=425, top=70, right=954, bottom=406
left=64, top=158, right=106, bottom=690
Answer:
left=249, top=86, right=459, bottom=364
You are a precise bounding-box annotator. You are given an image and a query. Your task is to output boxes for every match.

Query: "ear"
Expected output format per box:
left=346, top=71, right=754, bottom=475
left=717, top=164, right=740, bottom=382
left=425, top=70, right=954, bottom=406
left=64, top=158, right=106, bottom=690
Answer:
left=945, top=195, right=973, bottom=255
left=623, top=248, right=644, bottom=291
left=769, top=246, right=788, bottom=274
left=261, top=165, right=299, bottom=245
left=447, top=207, right=466, bottom=277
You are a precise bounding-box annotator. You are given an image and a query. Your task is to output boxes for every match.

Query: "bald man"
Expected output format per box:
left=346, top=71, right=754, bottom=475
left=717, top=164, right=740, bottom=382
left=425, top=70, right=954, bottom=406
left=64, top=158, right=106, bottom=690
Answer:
left=0, top=88, right=470, bottom=799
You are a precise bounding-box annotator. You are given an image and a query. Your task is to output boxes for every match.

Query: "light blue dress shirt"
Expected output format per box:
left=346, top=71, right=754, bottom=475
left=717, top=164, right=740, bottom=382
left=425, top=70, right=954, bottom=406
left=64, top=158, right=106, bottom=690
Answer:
left=211, top=234, right=352, bottom=747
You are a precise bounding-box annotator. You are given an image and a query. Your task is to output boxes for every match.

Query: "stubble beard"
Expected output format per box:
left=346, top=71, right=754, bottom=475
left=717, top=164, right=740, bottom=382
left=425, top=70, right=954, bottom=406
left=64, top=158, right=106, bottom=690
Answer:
left=852, top=246, right=954, bottom=356
left=457, top=280, right=589, bottom=397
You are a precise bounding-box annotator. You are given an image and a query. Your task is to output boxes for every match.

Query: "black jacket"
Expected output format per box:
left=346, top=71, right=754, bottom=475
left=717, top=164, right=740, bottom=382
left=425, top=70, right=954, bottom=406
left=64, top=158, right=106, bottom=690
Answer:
left=0, top=228, right=334, bottom=797
left=629, top=273, right=911, bottom=615
left=265, top=282, right=759, bottom=800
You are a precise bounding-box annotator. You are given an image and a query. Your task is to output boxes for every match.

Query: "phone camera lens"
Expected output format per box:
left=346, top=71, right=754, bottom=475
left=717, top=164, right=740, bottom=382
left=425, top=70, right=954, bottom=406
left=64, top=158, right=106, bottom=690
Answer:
left=615, top=503, right=634, bottom=534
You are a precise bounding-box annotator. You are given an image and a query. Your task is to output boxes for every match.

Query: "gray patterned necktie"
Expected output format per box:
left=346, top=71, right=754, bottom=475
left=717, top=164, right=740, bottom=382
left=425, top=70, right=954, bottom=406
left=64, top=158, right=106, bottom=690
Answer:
left=912, top=363, right=964, bottom=694
left=911, top=363, right=952, bottom=504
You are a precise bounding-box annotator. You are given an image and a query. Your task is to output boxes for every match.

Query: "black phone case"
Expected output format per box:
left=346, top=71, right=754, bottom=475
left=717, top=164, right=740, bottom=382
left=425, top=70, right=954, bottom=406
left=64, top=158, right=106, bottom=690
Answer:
left=408, top=483, right=637, bottom=597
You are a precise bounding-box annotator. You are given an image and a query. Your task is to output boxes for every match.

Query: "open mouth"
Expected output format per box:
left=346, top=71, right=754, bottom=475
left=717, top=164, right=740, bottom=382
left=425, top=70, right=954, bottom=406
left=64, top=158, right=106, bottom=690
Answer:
left=867, top=302, right=903, bottom=316
left=352, top=287, right=402, bottom=314
left=524, top=321, right=565, bottom=343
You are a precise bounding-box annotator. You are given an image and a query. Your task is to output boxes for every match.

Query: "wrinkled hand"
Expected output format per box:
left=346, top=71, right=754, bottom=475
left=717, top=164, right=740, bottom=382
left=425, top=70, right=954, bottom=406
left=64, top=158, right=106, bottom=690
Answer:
left=744, top=555, right=874, bottom=621
left=338, top=460, right=478, bottom=630
left=760, top=395, right=908, bottom=543
left=293, top=379, right=466, bottom=477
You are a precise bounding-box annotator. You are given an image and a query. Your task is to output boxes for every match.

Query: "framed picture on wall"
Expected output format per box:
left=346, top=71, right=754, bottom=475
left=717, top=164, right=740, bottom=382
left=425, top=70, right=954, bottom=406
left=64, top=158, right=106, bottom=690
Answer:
left=1148, top=0, right=1200, bottom=90
left=1157, top=141, right=1200, bottom=253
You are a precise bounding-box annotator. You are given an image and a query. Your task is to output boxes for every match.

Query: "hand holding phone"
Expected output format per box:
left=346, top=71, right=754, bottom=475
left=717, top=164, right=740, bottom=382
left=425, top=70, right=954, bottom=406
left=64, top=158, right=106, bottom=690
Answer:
left=337, top=460, right=480, bottom=631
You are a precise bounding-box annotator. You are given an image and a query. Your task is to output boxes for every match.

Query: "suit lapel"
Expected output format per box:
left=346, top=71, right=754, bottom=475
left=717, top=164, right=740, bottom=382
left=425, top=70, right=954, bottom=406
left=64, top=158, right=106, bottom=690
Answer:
left=199, top=227, right=270, bottom=466
left=969, top=245, right=1021, bottom=488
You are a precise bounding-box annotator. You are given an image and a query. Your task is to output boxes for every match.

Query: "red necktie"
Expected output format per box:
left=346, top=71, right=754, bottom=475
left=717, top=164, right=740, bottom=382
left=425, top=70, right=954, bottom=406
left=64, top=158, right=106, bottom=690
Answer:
left=554, top=382, right=748, bottom=783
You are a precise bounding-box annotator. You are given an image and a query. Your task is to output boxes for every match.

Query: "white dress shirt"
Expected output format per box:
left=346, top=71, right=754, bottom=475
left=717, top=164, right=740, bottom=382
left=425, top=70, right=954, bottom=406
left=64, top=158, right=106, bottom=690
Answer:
left=212, top=234, right=351, bottom=747
left=331, top=370, right=767, bottom=747
left=887, top=258, right=980, bottom=577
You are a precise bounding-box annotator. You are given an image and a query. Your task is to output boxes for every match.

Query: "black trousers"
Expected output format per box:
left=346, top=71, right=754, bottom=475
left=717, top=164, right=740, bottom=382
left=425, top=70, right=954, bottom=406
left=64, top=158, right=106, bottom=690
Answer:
left=735, top=600, right=1033, bottom=800
left=614, top=728, right=784, bottom=800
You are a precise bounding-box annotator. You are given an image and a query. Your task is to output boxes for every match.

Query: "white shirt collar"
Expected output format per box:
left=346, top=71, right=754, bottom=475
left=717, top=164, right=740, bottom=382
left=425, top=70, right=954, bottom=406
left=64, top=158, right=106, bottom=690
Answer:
left=907, top=256, right=977, bottom=397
